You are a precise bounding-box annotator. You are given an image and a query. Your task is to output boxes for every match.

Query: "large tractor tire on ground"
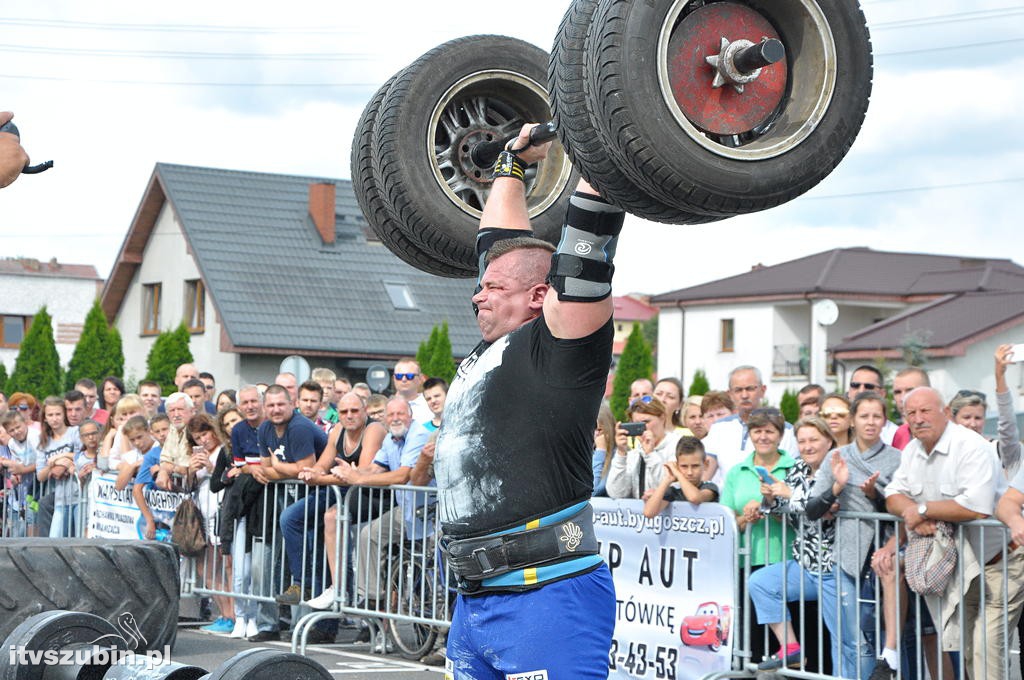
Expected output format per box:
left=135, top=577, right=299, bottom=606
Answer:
left=585, top=0, right=873, bottom=216
left=0, top=539, right=179, bottom=652
left=373, top=35, right=577, bottom=272
left=549, top=0, right=720, bottom=224
left=351, top=74, right=476, bottom=278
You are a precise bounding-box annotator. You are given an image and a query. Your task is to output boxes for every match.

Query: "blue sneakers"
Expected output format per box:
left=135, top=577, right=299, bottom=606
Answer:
left=201, top=617, right=234, bottom=634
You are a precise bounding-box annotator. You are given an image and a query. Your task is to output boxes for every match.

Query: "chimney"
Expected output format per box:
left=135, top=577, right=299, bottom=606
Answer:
left=308, top=182, right=336, bottom=244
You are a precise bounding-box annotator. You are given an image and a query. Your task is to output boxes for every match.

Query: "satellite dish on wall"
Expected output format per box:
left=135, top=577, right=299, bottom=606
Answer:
left=279, top=355, right=311, bottom=384
left=366, top=364, right=390, bottom=394
left=813, top=299, right=839, bottom=326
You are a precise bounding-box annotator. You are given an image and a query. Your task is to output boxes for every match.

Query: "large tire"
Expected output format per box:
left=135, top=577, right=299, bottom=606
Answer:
left=373, top=35, right=577, bottom=271
left=549, top=0, right=720, bottom=224
left=351, top=75, right=476, bottom=278
left=586, top=0, right=873, bottom=215
left=0, top=539, right=179, bottom=652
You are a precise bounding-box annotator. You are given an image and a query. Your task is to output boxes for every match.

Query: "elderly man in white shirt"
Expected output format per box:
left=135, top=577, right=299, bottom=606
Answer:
left=884, top=387, right=1017, bottom=680
left=702, top=365, right=797, bottom=486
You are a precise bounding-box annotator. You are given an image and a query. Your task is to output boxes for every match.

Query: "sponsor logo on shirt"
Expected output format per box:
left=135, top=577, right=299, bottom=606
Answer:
left=506, top=671, right=549, bottom=680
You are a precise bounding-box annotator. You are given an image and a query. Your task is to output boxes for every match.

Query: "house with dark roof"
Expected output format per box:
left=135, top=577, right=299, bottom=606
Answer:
left=0, top=257, right=102, bottom=372
left=651, top=247, right=1024, bottom=406
left=101, top=163, right=479, bottom=390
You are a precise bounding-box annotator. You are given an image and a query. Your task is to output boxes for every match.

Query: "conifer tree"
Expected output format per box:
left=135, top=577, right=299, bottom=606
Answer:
left=610, top=323, right=654, bottom=421
left=688, top=368, right=710, bottom=397
left=145, top=323, right=194, bottom=395
left=7, top=307, right=62, bottom=398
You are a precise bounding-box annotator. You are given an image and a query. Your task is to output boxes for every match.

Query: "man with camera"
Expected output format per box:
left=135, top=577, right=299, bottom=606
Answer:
left=433, top=124, right=622, bottom=678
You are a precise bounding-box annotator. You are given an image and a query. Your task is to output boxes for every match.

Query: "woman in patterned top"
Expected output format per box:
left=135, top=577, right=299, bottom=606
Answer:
left=747, top=417, right=837, bottom=671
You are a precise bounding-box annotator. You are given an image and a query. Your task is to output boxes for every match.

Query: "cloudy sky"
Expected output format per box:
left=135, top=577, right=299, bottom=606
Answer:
left=2, top=0, right=1022, bottom=297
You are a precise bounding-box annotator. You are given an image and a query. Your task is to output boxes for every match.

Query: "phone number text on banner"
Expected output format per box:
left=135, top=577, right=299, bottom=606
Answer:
left=593, top=498, right=738, bottom=680
left=88, top=473, right=188, bottom=541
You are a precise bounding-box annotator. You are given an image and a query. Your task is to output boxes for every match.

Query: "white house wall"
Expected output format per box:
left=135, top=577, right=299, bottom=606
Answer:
left=0, top=274, right=100, bottom=373
left=115, top=203, right=241, bottom=390
left=679, top=303, right=776, bottom=396
left=656, top=307, right=684, bottom=380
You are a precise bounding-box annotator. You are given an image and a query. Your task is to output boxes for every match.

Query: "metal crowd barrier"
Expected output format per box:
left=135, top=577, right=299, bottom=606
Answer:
left=291, top=483, right=452, bottom=655
left=0, top=472, right=92, bottom=538
left=732, top=509, right=1022, bottom=680
left=177, top=479, right=451, bottom=656
left=12, top=460, right=1023, bottom=680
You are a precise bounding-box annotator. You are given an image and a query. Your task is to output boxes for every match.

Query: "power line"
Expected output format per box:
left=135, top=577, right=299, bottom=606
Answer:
left=808, top=177, right=1024, bottom=200
left=0, top=17, right=357, bottom=34
left=0, top=43, right=371, bottom=61
left=872, top=7, right=1024, bottom=29
left=0, top=73, right=379, bottom=87
left=876, top=36, right=1024, bottom=57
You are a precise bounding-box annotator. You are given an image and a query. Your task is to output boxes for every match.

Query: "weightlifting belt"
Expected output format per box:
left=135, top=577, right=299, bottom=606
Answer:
left=442, top=504, right=598, bottom=587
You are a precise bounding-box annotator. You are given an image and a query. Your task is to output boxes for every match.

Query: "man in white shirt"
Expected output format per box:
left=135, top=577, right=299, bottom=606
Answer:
left=885, top=387, right=1015, bottom=680
left=702, top=365, right=796, bottom=485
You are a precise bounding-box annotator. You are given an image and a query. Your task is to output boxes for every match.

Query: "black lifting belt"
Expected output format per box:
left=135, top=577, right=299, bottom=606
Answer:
left=443, top=504, right=598, bottom=582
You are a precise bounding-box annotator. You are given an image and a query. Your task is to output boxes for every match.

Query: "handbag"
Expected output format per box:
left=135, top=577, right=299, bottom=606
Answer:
left=904, top=520, right=957, bottom=596
left=171, top=497, right=208, bottom=557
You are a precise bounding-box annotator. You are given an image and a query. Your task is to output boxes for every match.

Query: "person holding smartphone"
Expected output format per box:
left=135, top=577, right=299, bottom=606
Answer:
left=606, top=398, right=681, bottom=500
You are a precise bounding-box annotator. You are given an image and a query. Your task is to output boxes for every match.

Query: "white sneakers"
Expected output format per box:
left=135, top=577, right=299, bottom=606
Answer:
left=245, top=618, right=259, bottom=638
left=229, top=618, right=247, bottom=639
left=305, top=589, right=337, bottom=610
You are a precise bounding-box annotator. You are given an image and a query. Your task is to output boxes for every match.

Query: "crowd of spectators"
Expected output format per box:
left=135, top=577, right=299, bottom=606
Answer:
left=2, top=346, right=1023, bottom=676
left=598, top=345, right=1024, bottom=680
left=0, top=359, right=447, bottom=657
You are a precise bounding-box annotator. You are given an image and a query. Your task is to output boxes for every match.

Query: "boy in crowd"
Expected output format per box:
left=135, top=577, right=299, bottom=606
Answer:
left=126, top=416, right=164, bottom=540
left=421, top=378, right=448, bottom=432
left=149, top=414, right=171, bottom=448
left=644, top=437, right=719, bottom=517
left=0, top=411, right=40, bottom=535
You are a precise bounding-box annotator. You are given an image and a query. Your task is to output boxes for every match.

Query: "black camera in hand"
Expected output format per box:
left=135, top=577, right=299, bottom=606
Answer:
left=620, top=422, right=647, bottom=437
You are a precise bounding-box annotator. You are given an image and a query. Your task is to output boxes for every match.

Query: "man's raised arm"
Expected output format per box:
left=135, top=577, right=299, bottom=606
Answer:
left=479, top=124, right=623, bottom=340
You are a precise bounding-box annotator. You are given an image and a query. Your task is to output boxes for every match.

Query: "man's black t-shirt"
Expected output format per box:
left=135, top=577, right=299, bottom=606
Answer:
left=435, top=314, right=613, bottom=540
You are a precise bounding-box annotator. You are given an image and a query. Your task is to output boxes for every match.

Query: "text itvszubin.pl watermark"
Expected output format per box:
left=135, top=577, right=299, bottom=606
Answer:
left=8, top=646, right=173, bottom=669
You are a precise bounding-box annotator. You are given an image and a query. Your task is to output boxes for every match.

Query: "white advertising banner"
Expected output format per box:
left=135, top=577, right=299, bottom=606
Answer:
left=87, top=473, right=188, bottom=541
left=593, top=498, right=737, bottom=680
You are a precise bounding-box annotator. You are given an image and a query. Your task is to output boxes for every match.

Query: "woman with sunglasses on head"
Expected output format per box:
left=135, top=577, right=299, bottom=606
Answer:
left=7, top=392, right=40, bottom=431
left=653, top=378, right=687, bottom=433
left=607, top=397, right=681, bottom=499
left=819, top=394, right=853, bottom=448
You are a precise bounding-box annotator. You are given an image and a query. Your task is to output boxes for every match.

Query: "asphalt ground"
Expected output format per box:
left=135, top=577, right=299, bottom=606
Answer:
left=172, top=623, right=446, bottom=678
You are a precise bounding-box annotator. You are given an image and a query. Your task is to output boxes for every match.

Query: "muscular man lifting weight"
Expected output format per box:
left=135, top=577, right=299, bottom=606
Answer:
left=435, top=124, right=623, bottom=678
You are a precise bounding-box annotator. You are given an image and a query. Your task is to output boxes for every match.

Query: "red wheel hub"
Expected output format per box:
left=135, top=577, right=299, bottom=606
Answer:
left=667, top=2, right=788, bottom=136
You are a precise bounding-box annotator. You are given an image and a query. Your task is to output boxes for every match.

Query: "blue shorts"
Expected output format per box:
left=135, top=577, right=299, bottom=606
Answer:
left=446, top=563, right=615, bottom=679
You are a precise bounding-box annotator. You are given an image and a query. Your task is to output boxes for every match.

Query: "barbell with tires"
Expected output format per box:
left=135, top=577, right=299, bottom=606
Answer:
left=0, top=611, right=331, bottom=680
left=355, top=0, right=872, bottom=276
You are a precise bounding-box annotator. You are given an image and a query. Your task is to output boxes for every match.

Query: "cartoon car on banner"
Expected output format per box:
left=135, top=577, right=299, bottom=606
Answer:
left=681, top=601, right=731, bottom=651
